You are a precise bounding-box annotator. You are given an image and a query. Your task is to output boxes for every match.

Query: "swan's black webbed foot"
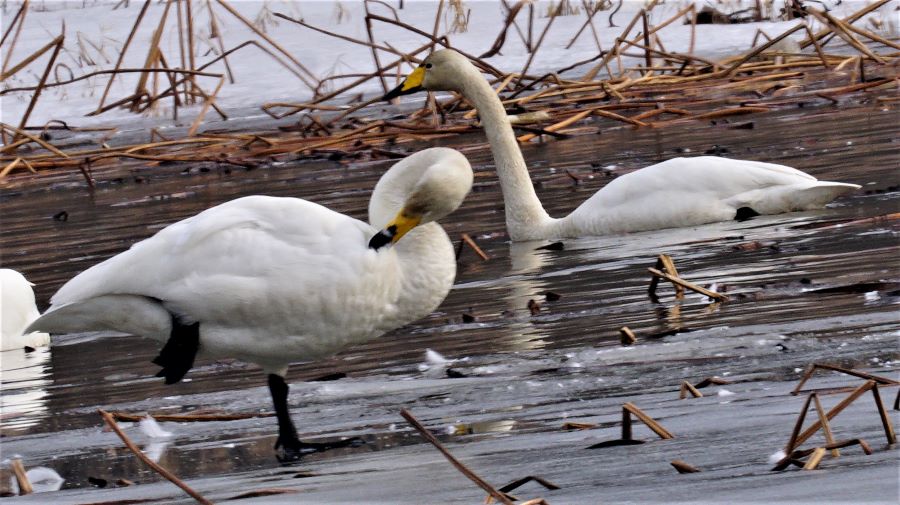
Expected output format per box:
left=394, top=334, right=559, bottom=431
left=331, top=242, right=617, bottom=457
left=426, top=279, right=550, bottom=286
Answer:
left=275, top=435, right=365, bottom=463
left=152, top=315, right=199, bottom=384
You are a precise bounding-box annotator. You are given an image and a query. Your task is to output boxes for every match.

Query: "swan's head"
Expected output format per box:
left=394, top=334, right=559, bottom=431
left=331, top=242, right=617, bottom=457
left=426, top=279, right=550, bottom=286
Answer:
left=369, top=148, right=473, bottom=250
left=383, top=49, right=474, bottom=100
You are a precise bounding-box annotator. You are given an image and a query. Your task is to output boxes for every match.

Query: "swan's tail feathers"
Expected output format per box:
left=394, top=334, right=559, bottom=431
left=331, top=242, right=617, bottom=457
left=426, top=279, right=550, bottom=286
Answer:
left=799, top=182, right=861, bottom=208
left=152, top=318, right=199, bottom=385
left=25, top=294, right=172, bottom=342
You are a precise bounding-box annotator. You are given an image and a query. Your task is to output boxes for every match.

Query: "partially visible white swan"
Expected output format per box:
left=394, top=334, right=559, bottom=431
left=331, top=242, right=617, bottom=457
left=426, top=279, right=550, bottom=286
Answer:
left=384, top=49, right=860, bottom=241
left=27, top=147, right=473, bottom=460
left=1, top=269, right=50, bottom=351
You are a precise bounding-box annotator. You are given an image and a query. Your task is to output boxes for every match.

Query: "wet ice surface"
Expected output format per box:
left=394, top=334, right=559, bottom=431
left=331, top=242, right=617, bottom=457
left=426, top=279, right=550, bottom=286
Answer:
left=1, top=102, right=898, bottom=503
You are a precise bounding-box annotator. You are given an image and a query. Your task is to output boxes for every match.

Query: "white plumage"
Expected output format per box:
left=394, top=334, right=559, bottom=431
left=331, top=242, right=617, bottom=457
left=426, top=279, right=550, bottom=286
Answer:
left=385, top=50, right=860, bottom=241
left=1, top=269, right=50, bottom=351
left=27, top=147, right=473, bottom=459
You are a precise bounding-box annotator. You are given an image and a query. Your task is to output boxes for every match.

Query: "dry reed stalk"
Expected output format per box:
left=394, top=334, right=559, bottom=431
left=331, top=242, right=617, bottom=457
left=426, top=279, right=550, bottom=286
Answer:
left=565, top=0, right=601, bottom=49
left=0, top=35, right=65, bottom=82
left=0, top=157, right=23, bottom=178
left=99, top=409, right=213, bottom=505
left=11, top=34, right=63, bottom=143
left=791, top=363, right=899, bottom=395
left=516, top=107, right=594, bottom=142
left=800, top=0, right=892, bottom=49
left=623, top=402, right=674, bottom=439
left=459, top=233, right=490, bottom=261
left=400, top=409, right=514, bottom=505
left=215, top=0, right=317, bottom=89
left=870, top=384, right=896, bottom=444
left=131, top=0, right=174, bottom=111
left=648, top=254, right=683, bottom=298
left=721, top=24, right=807, bottom=76
left=9, top=459, right=32, bottom=495
left=647, top=268, right=728, bottom=301
left=367, top=14, right=502, bottom=77
left=679, top=381, right=703, bottom=399
left=811, top=394, right=840, bottom=457
left=0, top=0, right=29, bottom=50
left=206, top=0, right=235, bottom=85
left=694, top=377, right=731, bottom=388
left=793, top=380, right=874, bottom=449
left=187, top=76, right=225, bottom=136
left=562, top=421, right=597, bottom=430
left=515, top=6, right=559, bottom=86
left=802, top=447, right=827, bottom=470
left=110, top=411, right=274, bottom=422
left=806, top=9, right=885, bottom=64
left=363, top=1, right=389, bottom=96
left=619, top=326, right=636, bottom=346
left=0, top=0, right=30, bottom=77
left=1, top=123, right=70, bottom=159
left=670, top=460, right=700, bottom=473
left=98, top=0, right=152, bottom=111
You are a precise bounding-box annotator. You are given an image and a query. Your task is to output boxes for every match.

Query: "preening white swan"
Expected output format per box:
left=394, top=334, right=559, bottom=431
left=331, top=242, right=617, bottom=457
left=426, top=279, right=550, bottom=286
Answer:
left=1, top=269, right=50, bottom=351
left=384, top=49, right=861, bottom=241
left=26, top=147, right=473, bottom=459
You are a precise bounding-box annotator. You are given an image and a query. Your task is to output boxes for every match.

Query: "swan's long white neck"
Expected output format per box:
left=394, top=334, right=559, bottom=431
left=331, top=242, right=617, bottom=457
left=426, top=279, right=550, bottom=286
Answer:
left=458, top=65, right=563, bottom=241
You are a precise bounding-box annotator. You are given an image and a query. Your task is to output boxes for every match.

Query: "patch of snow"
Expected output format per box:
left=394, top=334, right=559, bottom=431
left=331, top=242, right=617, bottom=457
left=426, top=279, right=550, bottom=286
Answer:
left=139, top=415, right=173, bottom=439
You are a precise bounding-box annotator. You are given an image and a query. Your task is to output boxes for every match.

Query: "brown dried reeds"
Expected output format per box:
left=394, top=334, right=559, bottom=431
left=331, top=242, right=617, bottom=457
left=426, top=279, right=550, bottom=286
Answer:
left=400, top=409, right=514, bottom=505
left=2, top=0, right=897, bottom=184
left=98, top=409, right=213, bottom=504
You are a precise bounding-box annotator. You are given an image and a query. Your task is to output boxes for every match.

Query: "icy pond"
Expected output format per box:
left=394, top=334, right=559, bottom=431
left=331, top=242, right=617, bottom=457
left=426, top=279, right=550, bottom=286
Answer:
left=0, top=99, right=898, bottom=503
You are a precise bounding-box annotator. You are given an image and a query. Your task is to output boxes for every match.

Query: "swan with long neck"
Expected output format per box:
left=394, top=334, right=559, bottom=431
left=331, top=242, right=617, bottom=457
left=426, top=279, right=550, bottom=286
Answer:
left=385, top=49, right=860, bottom=241
left=26, top=147, right=473, bottom=460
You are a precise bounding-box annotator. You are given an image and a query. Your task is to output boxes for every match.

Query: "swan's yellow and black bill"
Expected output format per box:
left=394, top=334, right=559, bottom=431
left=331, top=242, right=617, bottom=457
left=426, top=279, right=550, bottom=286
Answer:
left=383, top=66, right=425, bottom=101
left=368, top=212, right=422, bottom=250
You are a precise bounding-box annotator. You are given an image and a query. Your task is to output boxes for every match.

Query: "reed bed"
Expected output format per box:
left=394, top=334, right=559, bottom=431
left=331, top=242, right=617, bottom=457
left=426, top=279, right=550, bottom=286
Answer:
left=1, top=0, right=897, bottom=186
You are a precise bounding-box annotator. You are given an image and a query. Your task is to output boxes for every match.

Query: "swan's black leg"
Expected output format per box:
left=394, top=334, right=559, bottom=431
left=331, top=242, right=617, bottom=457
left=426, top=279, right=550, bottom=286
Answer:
left=267, top=374, right=364, bottom=462
left=152, top=315, right=199, bottom=385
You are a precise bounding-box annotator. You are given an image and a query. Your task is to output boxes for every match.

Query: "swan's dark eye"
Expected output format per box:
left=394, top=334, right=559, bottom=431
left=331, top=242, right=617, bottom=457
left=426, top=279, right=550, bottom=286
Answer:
left=425, top=63, right=433, bottom=69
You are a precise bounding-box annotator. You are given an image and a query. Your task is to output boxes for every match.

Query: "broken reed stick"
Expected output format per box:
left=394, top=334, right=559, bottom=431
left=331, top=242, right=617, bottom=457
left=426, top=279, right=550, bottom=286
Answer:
left=647, top=267, right=728, bottom=301
left=802, top=447, right=827, bottom=470
left=13, top=35, right=63, bottom=143
left=562, top=421, right=597, bottom=430
left=459, top=233, right=490, bottom=261
left=98, top=409, right=213, bottom=505
left=811, top=394, right=840, bottom=457
left=791, top=363, right=899, bottom=395
left=870, top=383, right=896, bottom=444
left=694, top=377, right=731, bottom=388
left=679, top=381, right=703, bottom=399
left=9, top=459, right=32, bottom=495
left=619, top=326, right=636, bottom=346
left=793, top=380, right=874, bottom=449
left=623, top=402, right=674, bottom=440
left=187, top=77, right=225, bottom=137
left=400, top=409, right=514, bottom=505
left=97, top=0, right=151, bottom=110
left=670, top=459, right=701, bottom=473
left=1, top=123, right=70, bottom=159
left=215, top=0, right=316, bottom=89
left=109, top=411, right=274, bottom=423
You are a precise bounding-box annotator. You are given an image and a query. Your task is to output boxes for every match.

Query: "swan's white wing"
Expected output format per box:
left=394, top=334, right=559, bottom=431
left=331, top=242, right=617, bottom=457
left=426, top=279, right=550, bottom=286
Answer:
left=47, top=195, right=402, bottom=363
left=567, top=157, right=859, bottom=234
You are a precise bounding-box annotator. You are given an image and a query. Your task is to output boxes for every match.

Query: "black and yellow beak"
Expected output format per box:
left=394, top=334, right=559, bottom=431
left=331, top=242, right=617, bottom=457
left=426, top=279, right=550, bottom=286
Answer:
left=382, top=66, right=426, bottom=101
left=368, top=211, right=422, bottom=250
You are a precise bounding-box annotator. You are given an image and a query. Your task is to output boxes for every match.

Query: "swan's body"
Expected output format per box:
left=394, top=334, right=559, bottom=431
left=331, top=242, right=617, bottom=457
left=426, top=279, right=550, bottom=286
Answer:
left=1, top=269, right=50, bottom=351
left=27, top=147, right=473, bottom=458
left=385, top=50, right=860, bottom=241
